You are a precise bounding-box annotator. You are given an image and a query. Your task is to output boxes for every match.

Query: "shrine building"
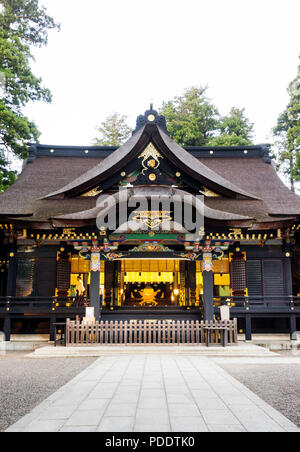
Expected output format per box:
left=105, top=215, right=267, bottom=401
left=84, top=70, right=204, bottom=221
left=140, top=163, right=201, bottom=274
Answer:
left=0, top=106, right=299, bottom=341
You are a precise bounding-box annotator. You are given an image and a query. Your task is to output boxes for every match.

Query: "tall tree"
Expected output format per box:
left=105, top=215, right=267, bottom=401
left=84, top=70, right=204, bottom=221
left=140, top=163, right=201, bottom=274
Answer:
left=0, top=0, right=59, bottom=191
left=273, top=59, right=300, bottom=192
left=159, top=86, right=219, bottom=146
left=93, top=113, right=131, bottom=146
left=208, top=107, right=254, bottom=146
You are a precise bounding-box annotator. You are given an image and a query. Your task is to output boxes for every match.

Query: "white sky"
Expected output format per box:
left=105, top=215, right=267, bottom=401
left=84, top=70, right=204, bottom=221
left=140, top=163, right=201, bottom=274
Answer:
left=24, top=0, right=299, bottom=147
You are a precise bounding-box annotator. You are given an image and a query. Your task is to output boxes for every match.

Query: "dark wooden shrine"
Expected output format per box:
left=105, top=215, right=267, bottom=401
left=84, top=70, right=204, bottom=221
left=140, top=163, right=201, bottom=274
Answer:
left=0, top=107, right=299, bottom=341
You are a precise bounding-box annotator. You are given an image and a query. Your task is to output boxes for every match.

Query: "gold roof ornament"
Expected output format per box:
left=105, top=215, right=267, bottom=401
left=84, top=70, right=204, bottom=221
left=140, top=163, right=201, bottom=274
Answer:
left=139, top=143, right=163, bottom=175
left=81, top=188, right=102, bottom=197
left=132, top=210, right=172, bottom=229
left=229, top=228, right=242, bottom=234
left=199, top=187, right=220, bottom=197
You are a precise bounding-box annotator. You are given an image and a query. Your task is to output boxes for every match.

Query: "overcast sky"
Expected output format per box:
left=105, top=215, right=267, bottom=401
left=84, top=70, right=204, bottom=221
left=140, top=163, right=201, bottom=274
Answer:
left=24, top=0, right=299, bottom=147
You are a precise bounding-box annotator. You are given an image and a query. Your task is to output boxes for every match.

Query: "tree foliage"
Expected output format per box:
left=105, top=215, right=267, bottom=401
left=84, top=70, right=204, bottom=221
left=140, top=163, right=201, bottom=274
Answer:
left=208, top=107, right=254, bottom=146
left=93, top=113, right=132, bottom=146
left=0, top=0, right=59, bottom=191
left=273, top=59, right=300, bottom=192
left=158, top=87, right=254, bottom=147
left=0, top=154, right=16, bottom=191
left=159, top=86, right=219, bottom=146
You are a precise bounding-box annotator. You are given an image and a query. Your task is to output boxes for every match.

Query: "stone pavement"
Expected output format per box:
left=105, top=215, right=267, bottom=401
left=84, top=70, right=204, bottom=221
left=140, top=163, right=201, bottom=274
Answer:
left=5, top=355, right=300, bottom=433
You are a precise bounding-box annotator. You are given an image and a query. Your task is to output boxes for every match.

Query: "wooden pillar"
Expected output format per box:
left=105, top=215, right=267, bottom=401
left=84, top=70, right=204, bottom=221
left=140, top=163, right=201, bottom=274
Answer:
left=179, top=261, right=186, bottom=306
left=281, top=256, right=294, bottom=340
left=104, top=261, right=114, bottom=306
left=283, top=256, right=293, bottom=296
left=203, top=252, right=214, bottom=321
left=90, top=270, right=100, bottom=321
left=187, top=261, right=196, bottom=306
left=50, top=316, right=56, bottom=342
left=290, top=315, right=297, bottom=340
left=90, top=251, right=101, bottom=321
left=203, top=271, right=214, bottom=321
left=185, top=265, right=189, bottom=306
left=4, top=317, right=11, bottom=342
left=174, top=269, right=179, bottom=306
left=245, top=314, right=252, bottom=341
left=113, top=261, right=121, bottom=306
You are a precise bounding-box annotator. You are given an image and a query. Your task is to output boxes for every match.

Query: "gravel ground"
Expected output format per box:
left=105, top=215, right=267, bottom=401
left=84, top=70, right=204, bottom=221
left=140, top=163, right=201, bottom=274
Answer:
left=220, top=360, right=300, bottom=428
left=0, top=352, right=96, bottom=432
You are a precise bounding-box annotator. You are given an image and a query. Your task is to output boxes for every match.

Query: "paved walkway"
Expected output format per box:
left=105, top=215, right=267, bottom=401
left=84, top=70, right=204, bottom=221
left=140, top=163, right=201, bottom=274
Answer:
left=6, top=355, right=299, bottom=432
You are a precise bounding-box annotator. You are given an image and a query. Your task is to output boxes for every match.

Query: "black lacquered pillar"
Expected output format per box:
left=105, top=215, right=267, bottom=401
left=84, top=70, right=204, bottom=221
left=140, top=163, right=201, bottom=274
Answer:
left=203, top=251, right=214, bottom=321
left=90, top=250, right=101, bottom=321
left=4, top=317, right=11, bottom=342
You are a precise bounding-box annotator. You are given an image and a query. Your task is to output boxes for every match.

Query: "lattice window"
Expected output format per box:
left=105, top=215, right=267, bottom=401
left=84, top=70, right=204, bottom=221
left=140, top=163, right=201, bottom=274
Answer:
left=263, top=260, right=284, bottom=297
left=247, top=260, right=263, bottom=297
left=16, top=258, right=35, bottom=297
left=230, top=252, right=247, bottom=296
left=57, top=253, right=71, bottom=292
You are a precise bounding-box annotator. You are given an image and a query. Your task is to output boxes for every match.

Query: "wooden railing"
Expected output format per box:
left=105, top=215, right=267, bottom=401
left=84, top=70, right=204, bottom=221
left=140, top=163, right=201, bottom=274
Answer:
left=66, top=319, right=238, bottom=346
left=213, top=295, right=300, bottom=309
left=0, top=296, right=90, bottom=313
left=0, top=295, right=299, bottom=314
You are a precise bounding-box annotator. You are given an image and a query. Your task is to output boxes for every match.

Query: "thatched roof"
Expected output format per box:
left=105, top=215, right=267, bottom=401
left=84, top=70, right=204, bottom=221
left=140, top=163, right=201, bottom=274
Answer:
left=44, top=124, right=256, bottom=200
left=0, top=109, right=299, bottom=228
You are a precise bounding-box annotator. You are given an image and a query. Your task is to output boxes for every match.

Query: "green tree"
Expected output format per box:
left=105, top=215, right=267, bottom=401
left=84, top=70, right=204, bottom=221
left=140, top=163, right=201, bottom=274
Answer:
left=93, top=112, right=132, bottom=146
left=0, top=154, right=16, bottom=191
left=273, top=59, right=300, bottom=192
left=0, top=0, right=59, bottom=191
left=208, top=107, right=254, bottom=146
left=159, top=86, right=219, bottom=146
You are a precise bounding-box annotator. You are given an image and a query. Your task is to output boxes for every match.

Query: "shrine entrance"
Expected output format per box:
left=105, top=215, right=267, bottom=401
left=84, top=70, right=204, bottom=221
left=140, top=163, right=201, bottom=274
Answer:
left=107, top=259, right=202, bottom=308
left=121, top=259, right=180, bottom=307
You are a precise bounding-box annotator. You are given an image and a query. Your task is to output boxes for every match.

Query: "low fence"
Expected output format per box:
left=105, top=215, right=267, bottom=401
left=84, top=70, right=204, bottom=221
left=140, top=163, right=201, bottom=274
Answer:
left=66, top=319, right=238, bottom=346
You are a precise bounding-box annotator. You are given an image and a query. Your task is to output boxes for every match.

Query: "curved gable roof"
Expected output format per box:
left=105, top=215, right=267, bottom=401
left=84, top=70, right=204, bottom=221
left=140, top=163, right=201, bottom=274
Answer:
left=152, top=127, right=258, bottom=199
left=44, top=123, right=257, bottom=200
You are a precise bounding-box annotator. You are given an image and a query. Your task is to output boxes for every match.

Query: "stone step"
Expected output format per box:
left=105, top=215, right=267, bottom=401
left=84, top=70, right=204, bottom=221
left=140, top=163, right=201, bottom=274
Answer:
left=27, top=342, right=277, bottom=358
